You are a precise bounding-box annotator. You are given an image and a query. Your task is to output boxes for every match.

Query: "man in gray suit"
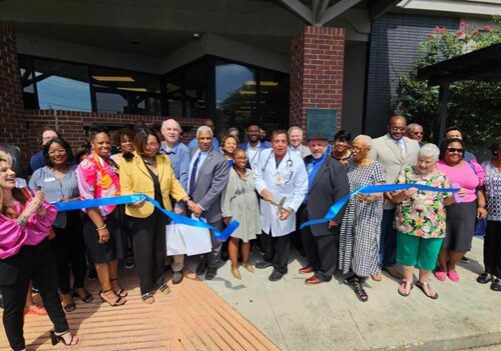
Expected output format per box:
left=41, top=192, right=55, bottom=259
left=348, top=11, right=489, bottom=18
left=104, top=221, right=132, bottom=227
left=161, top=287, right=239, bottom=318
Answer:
left=187, top=126, right=230, bottom=280
left=369, top=115, right=420, bottom=279
left=299, top=134, right=350, bottom=285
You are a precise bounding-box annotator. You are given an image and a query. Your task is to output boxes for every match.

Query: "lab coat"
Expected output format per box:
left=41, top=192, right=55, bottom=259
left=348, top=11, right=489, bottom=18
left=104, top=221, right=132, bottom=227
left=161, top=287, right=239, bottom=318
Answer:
left=254, top=149, right=308, bottom=237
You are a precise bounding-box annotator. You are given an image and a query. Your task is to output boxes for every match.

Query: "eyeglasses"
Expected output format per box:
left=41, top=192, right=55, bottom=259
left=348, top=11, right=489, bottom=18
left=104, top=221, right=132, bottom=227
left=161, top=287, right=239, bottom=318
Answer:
left=390, top=127, right=406, bottom=132
left=413, top=132, right=424, bottom=135
left=351, top=146, right=367, bottom=152
left=146, top=142, right=159, bottom=148
left=446, top=147, right=464, bottom=153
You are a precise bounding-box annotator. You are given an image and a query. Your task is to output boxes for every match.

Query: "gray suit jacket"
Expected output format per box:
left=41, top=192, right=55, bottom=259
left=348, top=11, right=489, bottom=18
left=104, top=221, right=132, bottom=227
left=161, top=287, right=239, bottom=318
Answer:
left=304, top=155, right=350, bottom=236
left=190, top=148, right=230, bottom=223
left=369, top=134, right=420, bottom=209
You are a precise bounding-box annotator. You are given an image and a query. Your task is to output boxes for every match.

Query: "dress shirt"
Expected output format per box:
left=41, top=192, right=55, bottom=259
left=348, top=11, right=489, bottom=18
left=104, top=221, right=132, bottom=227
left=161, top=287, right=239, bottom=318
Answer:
left=187, top=149, right=209, bottom=194
left=246, top=141, right=263, bottom=168
left=160, top=141, right=190, bottom=190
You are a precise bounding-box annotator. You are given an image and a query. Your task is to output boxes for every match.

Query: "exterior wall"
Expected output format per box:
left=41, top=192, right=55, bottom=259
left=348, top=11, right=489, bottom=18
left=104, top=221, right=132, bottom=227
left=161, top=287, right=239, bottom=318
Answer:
left=0, top=23, right=25, bottom=146
left=289, top=26, right=345, bottom=132
left=364, top=13, right=459, bottom=136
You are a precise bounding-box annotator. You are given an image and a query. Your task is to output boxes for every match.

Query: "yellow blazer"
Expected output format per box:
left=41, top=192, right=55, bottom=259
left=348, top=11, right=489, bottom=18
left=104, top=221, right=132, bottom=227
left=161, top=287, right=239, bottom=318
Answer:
left=119, top=152, right=188, bottom=218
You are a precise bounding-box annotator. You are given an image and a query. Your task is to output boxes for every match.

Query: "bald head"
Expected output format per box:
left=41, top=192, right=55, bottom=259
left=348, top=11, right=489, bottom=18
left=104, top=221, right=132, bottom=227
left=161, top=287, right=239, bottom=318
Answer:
left=406, top=123, right=424, bottom=142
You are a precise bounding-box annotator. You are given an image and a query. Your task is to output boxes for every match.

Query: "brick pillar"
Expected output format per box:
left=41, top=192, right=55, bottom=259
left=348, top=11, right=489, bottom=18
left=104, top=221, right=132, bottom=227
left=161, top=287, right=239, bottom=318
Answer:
left=289, top=26, right=345, bottom=133
left=0, top=23, right=25, bottom=146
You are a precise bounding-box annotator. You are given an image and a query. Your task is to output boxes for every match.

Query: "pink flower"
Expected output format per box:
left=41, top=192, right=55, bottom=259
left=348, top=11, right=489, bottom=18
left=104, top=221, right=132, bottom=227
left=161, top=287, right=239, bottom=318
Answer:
left=456, top=30, right=465, bottom=37
left=472, top=29, right=480, bottom=36
left=460, top=21, right=469, bottom=28
left=440, top=27, right=447, bottom=34
left=484, top=25, right=492, bottom=31
left=434, top=26, right=441, bottom=33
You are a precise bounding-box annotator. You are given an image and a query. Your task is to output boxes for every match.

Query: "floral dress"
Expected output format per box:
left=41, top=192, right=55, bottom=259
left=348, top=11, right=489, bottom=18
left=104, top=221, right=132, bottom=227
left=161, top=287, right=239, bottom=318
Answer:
left=394, top=166, right=450, bottom=239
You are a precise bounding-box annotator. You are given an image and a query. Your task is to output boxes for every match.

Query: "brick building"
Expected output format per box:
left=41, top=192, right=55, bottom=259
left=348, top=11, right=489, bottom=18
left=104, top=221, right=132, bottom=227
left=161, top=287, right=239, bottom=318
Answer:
left=0, top=0, right=498, bottom=168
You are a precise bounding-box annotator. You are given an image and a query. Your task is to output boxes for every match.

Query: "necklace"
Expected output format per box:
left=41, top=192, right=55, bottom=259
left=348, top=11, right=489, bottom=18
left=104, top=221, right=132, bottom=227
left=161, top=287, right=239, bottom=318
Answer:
left=143, top=157, right=157, bottom=167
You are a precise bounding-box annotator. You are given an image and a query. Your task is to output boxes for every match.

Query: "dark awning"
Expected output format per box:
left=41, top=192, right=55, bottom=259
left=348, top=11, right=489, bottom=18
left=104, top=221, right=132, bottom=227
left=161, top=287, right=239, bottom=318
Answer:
left=417, top=43, right=501, bottom=86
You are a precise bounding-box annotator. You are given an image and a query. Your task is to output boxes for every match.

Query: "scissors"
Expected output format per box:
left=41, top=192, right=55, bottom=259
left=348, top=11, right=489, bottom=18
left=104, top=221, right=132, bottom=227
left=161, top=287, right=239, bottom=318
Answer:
left=269, top=197, right=290, bottom=215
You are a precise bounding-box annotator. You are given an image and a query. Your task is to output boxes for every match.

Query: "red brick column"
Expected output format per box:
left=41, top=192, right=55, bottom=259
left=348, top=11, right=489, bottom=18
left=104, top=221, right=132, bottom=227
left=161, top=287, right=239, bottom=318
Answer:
left=289, top=26, right=345, bottom=132
left=0, top=23, right=25, bottom=146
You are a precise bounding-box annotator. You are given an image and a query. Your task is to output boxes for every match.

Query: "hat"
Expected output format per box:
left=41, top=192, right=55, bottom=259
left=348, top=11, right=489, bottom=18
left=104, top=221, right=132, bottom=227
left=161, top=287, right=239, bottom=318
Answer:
left=306, top=132, right=329, bottom=141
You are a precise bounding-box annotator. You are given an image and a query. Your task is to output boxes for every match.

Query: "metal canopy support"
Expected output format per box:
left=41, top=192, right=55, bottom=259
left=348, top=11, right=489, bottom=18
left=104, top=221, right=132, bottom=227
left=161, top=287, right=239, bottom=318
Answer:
left=318, top=0, right=363, bottom=26
left=277, top=0, right=315, bottom=24
left=436, top=82, right=449, bottom=144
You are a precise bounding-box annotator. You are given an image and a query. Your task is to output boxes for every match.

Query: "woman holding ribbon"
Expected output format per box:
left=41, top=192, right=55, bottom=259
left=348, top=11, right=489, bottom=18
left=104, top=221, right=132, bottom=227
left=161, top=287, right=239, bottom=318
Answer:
left=0, top=151, right=79, bottom=349
left=76, top=127, right=126, bottom=307
left=221, top=149, right=260, bottom=279
left=29, top=137, right=92, bottom=312
left=338, top=135, right=385, bottom=302
left=435, top=138, right=486, bottom=282
left=119, top=128, right=189, bottom=304
left=391, top=144, right=453, bottom=298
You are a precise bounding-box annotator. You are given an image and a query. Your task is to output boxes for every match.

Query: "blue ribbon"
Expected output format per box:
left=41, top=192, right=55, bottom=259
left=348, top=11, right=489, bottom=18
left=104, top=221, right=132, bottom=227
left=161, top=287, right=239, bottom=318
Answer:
left=55, top=194, right=239, bottom=242
left=300, top=183, right=458, bottom=230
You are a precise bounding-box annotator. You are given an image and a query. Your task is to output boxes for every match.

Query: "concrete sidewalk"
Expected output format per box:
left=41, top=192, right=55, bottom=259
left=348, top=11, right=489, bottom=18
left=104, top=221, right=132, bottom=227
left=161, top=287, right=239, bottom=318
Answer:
left=189, top=236, right=501, bottom=351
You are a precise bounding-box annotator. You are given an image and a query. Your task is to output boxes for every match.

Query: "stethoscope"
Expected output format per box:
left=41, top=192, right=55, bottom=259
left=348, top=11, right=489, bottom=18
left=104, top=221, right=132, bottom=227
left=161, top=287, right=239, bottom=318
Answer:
left=261, top=150, right=294, bottom=184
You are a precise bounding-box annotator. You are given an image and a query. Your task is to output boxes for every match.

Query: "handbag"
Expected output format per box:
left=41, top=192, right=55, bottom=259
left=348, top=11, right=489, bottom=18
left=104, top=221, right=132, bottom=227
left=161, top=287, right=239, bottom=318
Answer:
left=166, top=220, right=212, bottom=256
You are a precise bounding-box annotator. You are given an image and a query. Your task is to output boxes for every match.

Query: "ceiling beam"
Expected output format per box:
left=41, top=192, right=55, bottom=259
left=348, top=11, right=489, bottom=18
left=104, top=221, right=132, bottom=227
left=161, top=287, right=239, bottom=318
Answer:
left=318, top=0, right=363, bottom=26
left=276, top=0, right=315, bottom=24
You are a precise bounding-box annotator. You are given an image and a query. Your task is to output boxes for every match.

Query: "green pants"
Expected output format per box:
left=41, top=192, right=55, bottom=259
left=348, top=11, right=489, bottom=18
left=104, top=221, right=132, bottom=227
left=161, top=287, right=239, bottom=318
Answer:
left=396, top=232, right=443, bottom=271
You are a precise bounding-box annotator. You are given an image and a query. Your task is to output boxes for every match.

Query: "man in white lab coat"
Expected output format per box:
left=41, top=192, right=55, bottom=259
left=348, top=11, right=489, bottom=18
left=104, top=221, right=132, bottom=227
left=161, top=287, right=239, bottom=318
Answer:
left=254, top=130, right=308, bottom=281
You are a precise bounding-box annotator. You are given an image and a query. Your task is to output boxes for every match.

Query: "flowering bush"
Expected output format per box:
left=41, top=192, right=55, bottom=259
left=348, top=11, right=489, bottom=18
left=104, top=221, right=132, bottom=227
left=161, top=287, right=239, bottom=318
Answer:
left=394, top=17, right=501, bottom=147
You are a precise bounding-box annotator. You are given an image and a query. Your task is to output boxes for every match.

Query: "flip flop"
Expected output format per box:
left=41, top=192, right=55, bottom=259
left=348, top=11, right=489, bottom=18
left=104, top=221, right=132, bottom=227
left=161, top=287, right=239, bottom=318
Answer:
left=416, top=280, right=439, bottom=299
left=397, top=280, right=413, bottom=297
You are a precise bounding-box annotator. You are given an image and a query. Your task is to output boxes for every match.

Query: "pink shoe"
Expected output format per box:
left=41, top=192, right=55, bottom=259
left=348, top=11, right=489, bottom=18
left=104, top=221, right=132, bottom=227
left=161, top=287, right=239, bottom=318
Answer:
left=24, top=305, right=48, bottom=316
left=448, top=271, right=460, bottom=282
left=434, top=271, right=447, bottom=281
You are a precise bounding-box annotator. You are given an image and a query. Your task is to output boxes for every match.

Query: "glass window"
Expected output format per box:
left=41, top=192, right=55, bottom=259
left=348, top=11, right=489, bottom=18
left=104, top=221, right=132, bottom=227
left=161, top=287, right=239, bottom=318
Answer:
left=215, top=61, right=257, bottom=137
left=33, top=58, right=92, bottom=112
left=257, top=69, right=289, bottom=131
left=18, top=56, right=38, bottom=109
left=91, top=67, right=161, bottom=114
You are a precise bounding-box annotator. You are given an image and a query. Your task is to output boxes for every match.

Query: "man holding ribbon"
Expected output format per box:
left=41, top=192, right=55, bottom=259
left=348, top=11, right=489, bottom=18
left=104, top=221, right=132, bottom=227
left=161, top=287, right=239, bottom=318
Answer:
left=188, top=126, right=230, bottom=280
left=254, top=130, right=308, bottom=282
left=369, top=115, right=420, bottom=280
left=299, top=133, right=350, bottom=285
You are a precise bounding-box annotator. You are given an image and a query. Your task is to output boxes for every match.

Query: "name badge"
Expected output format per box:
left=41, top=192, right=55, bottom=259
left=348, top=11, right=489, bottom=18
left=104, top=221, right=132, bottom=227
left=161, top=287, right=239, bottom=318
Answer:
left=44, top=177, right=56, bottom=183
left=275, top=174, right=282, bottom=184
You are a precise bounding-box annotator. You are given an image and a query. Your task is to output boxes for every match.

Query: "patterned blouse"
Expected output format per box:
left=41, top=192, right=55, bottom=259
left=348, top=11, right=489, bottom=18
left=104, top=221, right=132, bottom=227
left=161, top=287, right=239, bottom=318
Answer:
left=76, top=151, right=120, bottom=217
left=395, top=166, right=450, bottom=239
left=483, top=161, right=501, bottom=221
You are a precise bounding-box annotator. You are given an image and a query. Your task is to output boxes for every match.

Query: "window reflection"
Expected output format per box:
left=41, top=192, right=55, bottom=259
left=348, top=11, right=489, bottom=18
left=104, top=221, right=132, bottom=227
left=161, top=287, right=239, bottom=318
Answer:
left=18, top=56, right=37, bottom=109
left=33, top=59, right=92, bottom=112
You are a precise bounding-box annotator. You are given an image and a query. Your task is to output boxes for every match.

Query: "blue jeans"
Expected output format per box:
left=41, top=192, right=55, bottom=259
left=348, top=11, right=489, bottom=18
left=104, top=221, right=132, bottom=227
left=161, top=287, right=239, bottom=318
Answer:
left=379, top=209, right=397, bottom=267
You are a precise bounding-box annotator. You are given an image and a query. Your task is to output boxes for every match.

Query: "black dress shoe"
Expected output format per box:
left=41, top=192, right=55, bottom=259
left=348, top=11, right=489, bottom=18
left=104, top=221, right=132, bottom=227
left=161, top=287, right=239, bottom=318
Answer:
left=172, top=271, right=184, bottom=284
left=268, top=270, right=284, bottom=282
left=490, top=279, right=501, bottom=292
left=196, top=262, right=208, bottom=276
left=205, top=267, right=217, bottom=280
left=255, top=261, right=272, bottom=269
left=477, top=273, right=492, bottom=284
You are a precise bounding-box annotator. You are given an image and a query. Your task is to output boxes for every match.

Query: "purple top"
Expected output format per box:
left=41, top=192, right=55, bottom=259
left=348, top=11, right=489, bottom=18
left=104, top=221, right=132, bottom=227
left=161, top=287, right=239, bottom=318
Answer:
left=0, top=201, right=57, bottom=259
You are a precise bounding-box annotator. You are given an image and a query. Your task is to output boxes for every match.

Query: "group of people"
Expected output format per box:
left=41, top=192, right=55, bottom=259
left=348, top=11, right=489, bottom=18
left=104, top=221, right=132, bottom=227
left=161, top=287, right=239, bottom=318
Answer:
left=0, top=115, right=500, bottom=350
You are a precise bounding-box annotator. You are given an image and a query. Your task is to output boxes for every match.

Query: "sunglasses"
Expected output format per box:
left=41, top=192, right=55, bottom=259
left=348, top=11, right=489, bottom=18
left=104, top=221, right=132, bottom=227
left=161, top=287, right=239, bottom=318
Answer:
left=446, top=147, right=464, bottom=153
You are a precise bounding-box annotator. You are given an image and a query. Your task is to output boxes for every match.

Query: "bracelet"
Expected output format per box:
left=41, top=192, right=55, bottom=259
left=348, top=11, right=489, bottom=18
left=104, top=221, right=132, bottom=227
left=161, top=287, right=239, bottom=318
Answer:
left=96, top=223, right=107, bottom=231
left=17, top=215, right=27, bottom=226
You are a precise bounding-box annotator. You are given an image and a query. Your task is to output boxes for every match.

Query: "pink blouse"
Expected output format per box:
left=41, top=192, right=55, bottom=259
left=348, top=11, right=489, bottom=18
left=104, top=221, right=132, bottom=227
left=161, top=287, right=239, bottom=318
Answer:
left=0, top=201, right=57, bottom=259
left=76, top=152, right=120, bottom=217
left=436, top=160, right=482, bottom=203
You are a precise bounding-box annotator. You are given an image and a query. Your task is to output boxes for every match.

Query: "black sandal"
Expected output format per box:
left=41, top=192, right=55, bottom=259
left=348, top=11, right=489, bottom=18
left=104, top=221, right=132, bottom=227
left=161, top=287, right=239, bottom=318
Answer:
left=110, top=278, right=128, bottom=297
left=50, top=330, right=79, bottom=346
left=416, top=281, right=438, bottom=299
left=353, top=278, right=368, bottom=302
left=63, top=302, right=76, bottom=313
left=72, top=289, right=94, bottom=303
left=99, top=289, right=126, bottom=307
left=398, top=279, right=413, bottom=297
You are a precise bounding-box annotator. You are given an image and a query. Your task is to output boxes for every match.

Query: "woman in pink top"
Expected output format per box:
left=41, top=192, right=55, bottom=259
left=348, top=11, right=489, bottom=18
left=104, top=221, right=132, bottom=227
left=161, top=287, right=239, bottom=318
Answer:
left=0, top=151, right=78, bottom=349
left=76, top=127, right=126, bottom=307
left=435, top=138, right=487, bottom=282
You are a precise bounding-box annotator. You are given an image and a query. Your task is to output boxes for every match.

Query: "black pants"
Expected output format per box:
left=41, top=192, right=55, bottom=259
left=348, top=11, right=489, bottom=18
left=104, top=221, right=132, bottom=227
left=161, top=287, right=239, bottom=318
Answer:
left=300, top=208, right=339, bottom=281
left=127, top=209, right=168, bottom=295
left=484, top=220, right=501, bottom=278
left=52, top=211, right=87, bottom=294
left=199, top=221, right=224, bottom=268
left=260, top=232, right=291, bottom=274
left=0, top=239, right=69, bottom=351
